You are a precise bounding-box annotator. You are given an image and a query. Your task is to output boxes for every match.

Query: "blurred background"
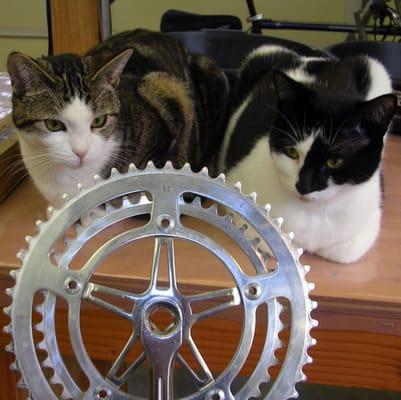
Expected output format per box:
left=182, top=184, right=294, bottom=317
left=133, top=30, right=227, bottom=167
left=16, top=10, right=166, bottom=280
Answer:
left=0, top=0, right=362, bottom=70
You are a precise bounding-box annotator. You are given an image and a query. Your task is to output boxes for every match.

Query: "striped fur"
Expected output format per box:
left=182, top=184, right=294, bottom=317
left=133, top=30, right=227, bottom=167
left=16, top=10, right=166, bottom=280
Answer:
left=7, top=29, right=229, bottom=206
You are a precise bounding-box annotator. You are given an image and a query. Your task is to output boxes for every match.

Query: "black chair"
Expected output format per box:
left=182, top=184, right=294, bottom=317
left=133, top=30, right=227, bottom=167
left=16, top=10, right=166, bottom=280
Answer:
left=166, top=29, right=322, bottom=87
left=161, top=9, right=243, bottom=33
left=161, top=9, right=322, bottom=88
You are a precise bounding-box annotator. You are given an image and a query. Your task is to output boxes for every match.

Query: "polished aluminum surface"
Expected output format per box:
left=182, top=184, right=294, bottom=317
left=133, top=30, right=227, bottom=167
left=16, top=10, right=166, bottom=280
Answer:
left=4, top=163, right=317, bottom=399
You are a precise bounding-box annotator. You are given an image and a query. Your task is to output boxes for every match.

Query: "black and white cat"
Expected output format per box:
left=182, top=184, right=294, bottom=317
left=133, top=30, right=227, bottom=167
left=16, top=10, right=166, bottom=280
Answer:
left=219, top=45, right=397, bottom=263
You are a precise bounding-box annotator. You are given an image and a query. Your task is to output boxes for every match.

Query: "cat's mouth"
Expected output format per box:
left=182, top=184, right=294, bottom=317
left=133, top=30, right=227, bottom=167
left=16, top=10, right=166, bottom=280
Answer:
left=73, top=158, right=85, bottom=168
left=297, top=189, right=333, bottom=202
left=298, top=194, right=314, bottom=202
left=296, top=193, right=321, bottom=202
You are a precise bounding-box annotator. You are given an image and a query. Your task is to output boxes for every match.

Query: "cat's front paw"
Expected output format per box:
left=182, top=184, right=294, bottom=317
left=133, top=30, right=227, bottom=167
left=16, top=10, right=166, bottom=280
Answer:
left=317, top=229, right=379, bottom=264
left=318, top=243, right=366, bottom=264
left=317, top=211, right=381, bottom=264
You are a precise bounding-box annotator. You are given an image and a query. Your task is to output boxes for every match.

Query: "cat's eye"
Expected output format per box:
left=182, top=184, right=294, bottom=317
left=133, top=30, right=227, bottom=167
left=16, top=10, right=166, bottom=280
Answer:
left=284, top=146, right=299, bottom=160
left=326, top=157, right=344, bottom=169
left=44, top=119, right=66, bottom=132
left=91, top=115, right=108, bottom=129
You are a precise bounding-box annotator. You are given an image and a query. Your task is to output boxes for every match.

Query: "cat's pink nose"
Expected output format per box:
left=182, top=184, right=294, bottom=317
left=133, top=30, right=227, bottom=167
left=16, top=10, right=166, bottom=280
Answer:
left=74, top=150, right=88, bottom=163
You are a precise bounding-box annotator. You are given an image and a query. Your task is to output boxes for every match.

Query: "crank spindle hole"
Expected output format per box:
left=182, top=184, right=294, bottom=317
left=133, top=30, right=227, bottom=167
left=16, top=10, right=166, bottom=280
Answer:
left=146, top=302, right=180, bottom=336
left=68, top=280, right=77, bottom=290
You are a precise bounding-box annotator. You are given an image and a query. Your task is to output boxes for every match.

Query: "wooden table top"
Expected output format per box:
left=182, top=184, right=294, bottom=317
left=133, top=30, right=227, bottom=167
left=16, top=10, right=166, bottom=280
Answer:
left=0, top=135, right=400, bottom=309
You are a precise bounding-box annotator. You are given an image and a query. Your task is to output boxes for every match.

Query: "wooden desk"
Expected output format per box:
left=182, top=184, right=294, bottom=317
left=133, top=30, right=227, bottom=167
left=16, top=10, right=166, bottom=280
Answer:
left=0, top=136, right=400, bottom=398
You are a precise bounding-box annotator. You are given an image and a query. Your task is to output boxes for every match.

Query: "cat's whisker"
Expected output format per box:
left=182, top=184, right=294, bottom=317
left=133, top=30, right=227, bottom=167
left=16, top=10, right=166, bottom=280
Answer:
left=293, top=116, right=303, bottom=141
left=7, top=167, right=29, bottom=181
left=107, top=152, right=133, bottom=164
left=0, top=159, right=29, bottom=179
left=329, top=116, right=349, bottom=147
left=331, top=136, right=365, bottom=151
left=328, top=110, right=334, bottom=144
left=0, top=153, right=24, bottom=164
left=271, top=127, right=298, bottom=144
left=3, top=172, right=30, bottom=189
left=108, top=145, right=149, bottom=164
left=121, top=140, right=149, bottom=153
left=265, top=103, right=301, bottom=141
left=26, top=160, right=54, bottom=178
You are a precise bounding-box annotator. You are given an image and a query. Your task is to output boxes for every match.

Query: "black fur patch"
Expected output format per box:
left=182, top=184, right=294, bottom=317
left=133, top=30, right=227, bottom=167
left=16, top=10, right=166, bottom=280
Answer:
left=233, top=48, right=301, bottom=109
left=224, top=48, right=397, bottom=194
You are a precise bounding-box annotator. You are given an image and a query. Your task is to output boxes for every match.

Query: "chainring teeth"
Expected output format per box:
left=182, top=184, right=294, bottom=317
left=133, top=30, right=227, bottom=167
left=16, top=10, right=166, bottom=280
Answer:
left=5, top=161, right=317, bottom=400
left=231, top=180, right=318, bottom=397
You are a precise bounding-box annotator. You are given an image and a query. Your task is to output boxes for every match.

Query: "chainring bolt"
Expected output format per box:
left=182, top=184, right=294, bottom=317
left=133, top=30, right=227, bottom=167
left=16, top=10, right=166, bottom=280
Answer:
left=156, top=214, right=175, bottom=231
left=244, top=282, right=262, bottom=300
left=95, top=386, right=112, bottom=399
left=63, top=276, right=82, bottom=295
left=207, top=389, right=225, bottom=400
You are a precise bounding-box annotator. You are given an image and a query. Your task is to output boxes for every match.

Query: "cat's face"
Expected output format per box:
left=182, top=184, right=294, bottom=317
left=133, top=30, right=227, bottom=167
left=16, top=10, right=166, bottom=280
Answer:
left=7, top=50, right=132, bottom=173
left=269, top=71, right=397, bottom=200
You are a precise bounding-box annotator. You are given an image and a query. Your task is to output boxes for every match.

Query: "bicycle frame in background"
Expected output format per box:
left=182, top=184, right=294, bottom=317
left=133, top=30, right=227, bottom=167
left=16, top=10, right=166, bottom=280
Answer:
left=246, top=0, right=401, bottom=41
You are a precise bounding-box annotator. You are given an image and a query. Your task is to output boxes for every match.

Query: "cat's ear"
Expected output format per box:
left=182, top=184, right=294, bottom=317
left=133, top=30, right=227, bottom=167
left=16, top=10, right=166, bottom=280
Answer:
left=273, top=69, right=310, bottom=103
left=7, top=52, right=55, bottom=96
left=90, top=48, right=133, bottom=87
left=359, top=93, right=397, bottom=133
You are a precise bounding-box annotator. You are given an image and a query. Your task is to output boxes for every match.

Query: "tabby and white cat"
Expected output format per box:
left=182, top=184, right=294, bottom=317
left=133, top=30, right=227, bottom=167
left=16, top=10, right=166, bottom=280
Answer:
left=7, top=29, right=228, bottom=207
left=219, top=45, right=397, bottom=263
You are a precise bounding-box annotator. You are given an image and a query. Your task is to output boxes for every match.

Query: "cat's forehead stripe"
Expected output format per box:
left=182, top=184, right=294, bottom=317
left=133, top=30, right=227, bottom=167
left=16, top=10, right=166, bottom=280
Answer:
left=48, top=57, right=90, bottom=101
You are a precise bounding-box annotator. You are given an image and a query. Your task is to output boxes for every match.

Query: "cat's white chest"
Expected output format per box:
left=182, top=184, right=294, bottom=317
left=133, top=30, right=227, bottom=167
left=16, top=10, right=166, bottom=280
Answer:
left=226, top=138, right=382, bottom=263
left=29, top=163, right=99, bottom=207
left=18, top=128, right=119, bottom=208
left=275, top=196, right=356, bottom=252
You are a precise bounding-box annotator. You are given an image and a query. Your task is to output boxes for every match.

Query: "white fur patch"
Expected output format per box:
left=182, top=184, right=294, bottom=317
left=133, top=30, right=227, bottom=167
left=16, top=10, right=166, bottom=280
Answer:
left=218, top=94, right=251, bottom=172
left=244, top=44, right=297, bottom=66
left=285, top=68, right=316, bottom=85
left=18, top=96, right=119, bottom=207
left=226, top=137, right=382, bottom=263
left=365, top=56, right=393, bottom=99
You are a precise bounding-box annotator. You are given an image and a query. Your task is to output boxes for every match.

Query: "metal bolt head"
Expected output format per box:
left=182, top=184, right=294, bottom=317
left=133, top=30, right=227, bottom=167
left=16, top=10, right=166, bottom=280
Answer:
left=63, top=276, right=81, bottom=295
left=244, top=282, right=262, bottom=300
left=156, top=214, right=175, bottom=232
left=207, top=389, right=225, bottom=400
left=95, top=386, right=112, bottom=400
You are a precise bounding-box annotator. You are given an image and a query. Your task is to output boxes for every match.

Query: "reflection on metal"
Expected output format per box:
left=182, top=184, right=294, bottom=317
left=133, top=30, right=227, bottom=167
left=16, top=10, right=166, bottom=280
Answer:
left=4, top=163, right=317, bottom=399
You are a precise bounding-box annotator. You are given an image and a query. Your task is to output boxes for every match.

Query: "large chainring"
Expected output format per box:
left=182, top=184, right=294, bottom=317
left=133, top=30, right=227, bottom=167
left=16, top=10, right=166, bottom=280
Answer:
left=4, top=163, right=317, bottom=399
